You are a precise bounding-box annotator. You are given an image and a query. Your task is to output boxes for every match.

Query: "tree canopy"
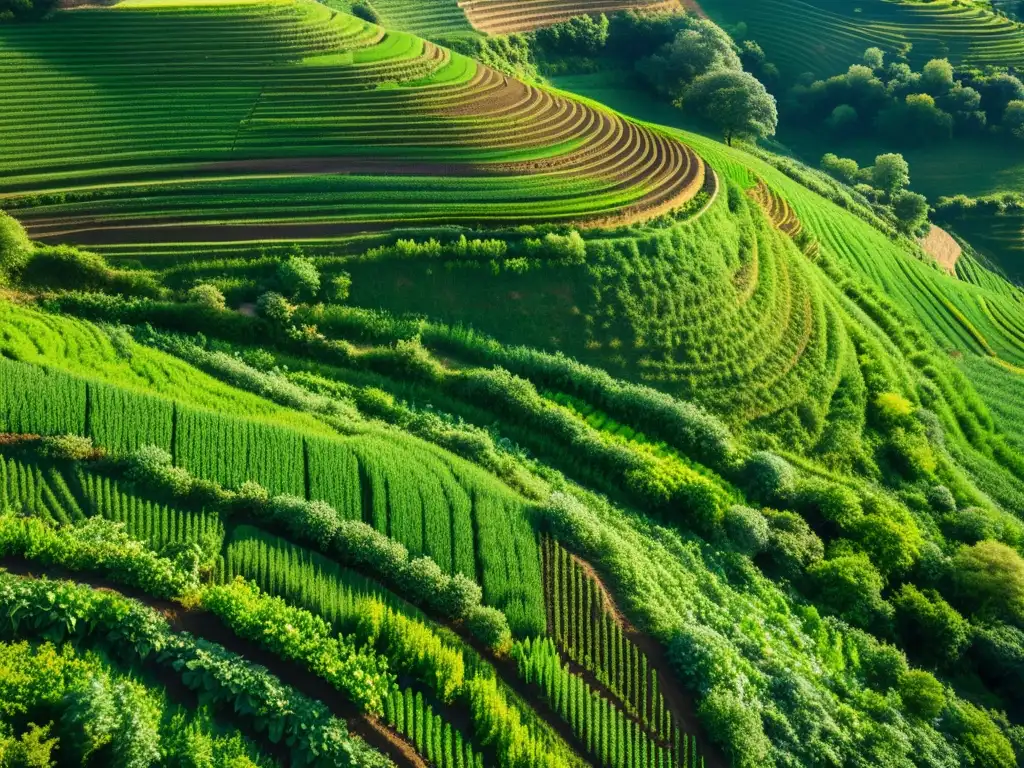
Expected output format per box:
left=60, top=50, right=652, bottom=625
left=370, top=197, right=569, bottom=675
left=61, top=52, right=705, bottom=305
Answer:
left=683, top=70, right=778, bottom=146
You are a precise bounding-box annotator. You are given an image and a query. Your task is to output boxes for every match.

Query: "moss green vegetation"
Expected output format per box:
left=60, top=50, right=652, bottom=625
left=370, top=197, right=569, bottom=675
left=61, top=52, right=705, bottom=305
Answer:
left=4, top=0, right=1024, bottom=766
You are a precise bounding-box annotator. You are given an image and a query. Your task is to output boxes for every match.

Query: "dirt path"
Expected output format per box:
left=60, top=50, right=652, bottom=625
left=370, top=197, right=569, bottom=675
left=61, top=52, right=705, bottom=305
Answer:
left=0, top=558, right=425, bottom=768
left=919, top=224, right=962, bottom=275
left=562, top=550, right=729, bottom=768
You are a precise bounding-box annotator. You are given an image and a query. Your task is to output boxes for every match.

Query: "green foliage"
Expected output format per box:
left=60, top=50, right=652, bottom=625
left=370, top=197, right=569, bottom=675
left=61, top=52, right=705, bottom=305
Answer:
left=0, top=513, right=198, bottom=599
left=807, top=553, right=892, bottom=630
left=187, top=284, right=227, bottom=311
left=697, top=686, right=770, bottom=768
left=39, top=434, right=95, bottom=462
left=682, top=69, right=779, bottom=145
left=899, top=669, right=946, bottom=721
left=203, top=578, right=393, bottom=716
left=722, top=504, right=769, bottom=554
left=872, top=154, right=911, bottom=199
left=277, top=255, right=321, bottom=301
left=893, top=190, right=930, bottom=234
left=0, top=211, right=30, bottom=283
left=893, top=585, right=970, bottom=667
left=952, top=541, right=1024, bottom=626
left=638, top=18, right=741, bottom=98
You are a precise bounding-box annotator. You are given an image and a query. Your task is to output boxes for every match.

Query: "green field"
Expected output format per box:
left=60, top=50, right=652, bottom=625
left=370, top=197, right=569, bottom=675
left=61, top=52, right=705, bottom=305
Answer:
left=700, top=0, right=1024, bottom=79
left=4, top=1, right=1024, bottom=767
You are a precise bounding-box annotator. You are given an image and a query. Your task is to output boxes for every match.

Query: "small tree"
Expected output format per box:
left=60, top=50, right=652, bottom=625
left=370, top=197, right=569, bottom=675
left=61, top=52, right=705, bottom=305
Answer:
left=277, top=253, right=320, bottom=300
left=682, top=69, right=778, bottom=146
left=892, top=190, right=929, bottom=234
left=186, top=283, right=226, bottom=310
left=821, top=153, right=861, bottom=185
left=0, top=210, right=31, bottom=285
left=863, top=47, right=885, bottom=70
left=921, top=58, right=955, bottom=95
left=1005, top=100, right=1024, bottom=139
left=871, top=153, right=910, bottom=200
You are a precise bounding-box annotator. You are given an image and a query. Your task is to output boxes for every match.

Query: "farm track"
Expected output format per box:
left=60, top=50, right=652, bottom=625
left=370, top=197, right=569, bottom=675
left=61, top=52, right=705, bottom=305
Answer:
left=0, top=557, right=429, bottom=768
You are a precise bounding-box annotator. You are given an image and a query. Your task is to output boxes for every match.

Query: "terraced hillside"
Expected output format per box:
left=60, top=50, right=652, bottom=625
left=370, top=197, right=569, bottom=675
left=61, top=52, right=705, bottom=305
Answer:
left=7, top=0, right=1024, bottom=766
left=458, top=0, right=682, bottom=34
left=0, top=0, right=706, bottom=246
left=699, top=0, right=1024, bottom=78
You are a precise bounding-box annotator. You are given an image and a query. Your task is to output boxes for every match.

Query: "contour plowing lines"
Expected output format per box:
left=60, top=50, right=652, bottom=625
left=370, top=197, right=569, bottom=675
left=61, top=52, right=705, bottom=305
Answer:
left=0, top=0, right=707, bottom=246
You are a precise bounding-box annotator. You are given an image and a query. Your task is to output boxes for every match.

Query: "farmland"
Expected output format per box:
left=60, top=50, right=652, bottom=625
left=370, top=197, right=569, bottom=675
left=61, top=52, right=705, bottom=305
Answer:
left=2, top=0, right=1024, bottom=766
left=699, top=0, right=1024, bottom=80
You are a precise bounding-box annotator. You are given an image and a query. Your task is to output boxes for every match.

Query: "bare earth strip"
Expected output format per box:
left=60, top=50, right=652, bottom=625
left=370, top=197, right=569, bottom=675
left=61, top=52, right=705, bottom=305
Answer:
left=919, top=224, right=962, bottom=275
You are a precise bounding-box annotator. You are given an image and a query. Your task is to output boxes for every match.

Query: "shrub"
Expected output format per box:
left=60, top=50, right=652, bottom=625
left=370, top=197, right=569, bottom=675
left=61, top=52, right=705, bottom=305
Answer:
left=944, top=506, right=997, bottom=545
left=899, top=670, right=945, bottom=720
left=0, top=210, right=31, bottom=284
left=39, top=434, right=95, bottom=461
left=952, top=541, right=1024, bottom=626
left=465, top=605, right=512, bottom=653
left=855, top=636, right=908, bottom=691
left=125, top=445, right=192, bottom=496
left=893, top=584, right=970, bottom=666
left=187, top=283, right=226, bottom=310
left=723, top=505, right=769, bottom=555
left=270, top=495, right=339, bottom=551
left=277, top=255, right=320, bottom=300
left=698, top=686, right=771, bottom=768
left=744, top=451, right=796, bottom=502
left=257, top=292, right=293, bottom=324
left=760, top=508, right=823, bottom=579
left=807, top=553, right=893, bottom=630
left=349, top=0, right=379, bottom=23
left=235, top=480, right=270, bottom=513
left=437, top=573, right=483, bottom=619
left=927, top=484, right=957, bottom=514
left=795, top=479, right=862, bottom=528
left=401, top=556, right=448, bottom=606
left=874, top=392, right=915, bottom=430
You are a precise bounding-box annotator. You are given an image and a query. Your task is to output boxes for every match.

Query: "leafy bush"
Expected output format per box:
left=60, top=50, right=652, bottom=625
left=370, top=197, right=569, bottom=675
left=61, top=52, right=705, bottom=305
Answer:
left=744, top=451, right=795, bottom=502
left=698, top=686, right=771, bottom=768
left=270, top=494, right=339, bottom=550
left=760, top=508, right=824, bottom=579
left=952, top=541, right=1024, bottom=626
left=893, top=584, right=970, bottom=667
left=39, top=434, right=95, bottom=461
left=0, top=210, right=31, bottom=283
left=723, top=505, right=769, bottom=555
left=807, top=553, right=893, bottom=630
left=927, top=485, right=957, bottom=514
left=277, top=255, right=320, bottom=300
left=186, top=283, right=226, bottom=310
left=465, top=605, right=512, bottom=653
left=126, top=445, right=193, bottom=496
left=899, top=670, right=945, bottom=720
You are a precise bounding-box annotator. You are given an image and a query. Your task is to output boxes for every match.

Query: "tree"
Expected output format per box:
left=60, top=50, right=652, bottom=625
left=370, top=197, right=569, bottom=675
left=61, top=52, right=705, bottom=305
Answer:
left=893, top=584, right=970, bottom=666
left=921, top=58, right=955, bottom=95
left=0, top=0, right=58, bottom=20
left=821, top=153, right=861, bottom=185
left=534, top=13, right=609, bottom=56
left=637, top=18, right=741, bottom=97
left=899, top=670, right=945, bottom=720
left=863, top=47, right=885, bottom=70
left=976, top=72, right=1024, bottom=123
left=277, top=254, right=320, bottom=300
left=871, top=153, right=910, bottom=199
left=1005, top=100, right=1024, bottom=139
left=826, top=104, right=858, bottom=133
left=0, top=210, right=31, bottom=284
left=807, top=553, right=893, bottom=630
left=953, top=541, right=1024, bottom=626
left=186, top=283, right=226, bottom=310
left=682, top=70, right=778, bottom=146
left=892, top=190, right=929, bottom=234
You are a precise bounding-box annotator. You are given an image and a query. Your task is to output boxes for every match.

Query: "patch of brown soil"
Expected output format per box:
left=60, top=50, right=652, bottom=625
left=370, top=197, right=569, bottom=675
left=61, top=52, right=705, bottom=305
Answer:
left=919, top=224, right=962, bottom=275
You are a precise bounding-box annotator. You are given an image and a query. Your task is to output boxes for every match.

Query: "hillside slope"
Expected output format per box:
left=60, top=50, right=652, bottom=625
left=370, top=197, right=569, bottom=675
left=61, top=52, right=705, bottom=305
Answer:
left=4, top=1, right=1024, bottom=767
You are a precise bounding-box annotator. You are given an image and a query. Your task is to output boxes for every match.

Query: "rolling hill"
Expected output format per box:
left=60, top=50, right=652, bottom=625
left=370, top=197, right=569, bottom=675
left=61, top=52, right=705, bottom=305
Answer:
left=3, top=1, right=1024, bottom=768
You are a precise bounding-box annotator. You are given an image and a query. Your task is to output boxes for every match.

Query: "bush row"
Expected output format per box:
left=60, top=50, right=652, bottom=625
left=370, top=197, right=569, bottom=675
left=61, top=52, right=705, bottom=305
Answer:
left=0, top=571, right=392, bottom=767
